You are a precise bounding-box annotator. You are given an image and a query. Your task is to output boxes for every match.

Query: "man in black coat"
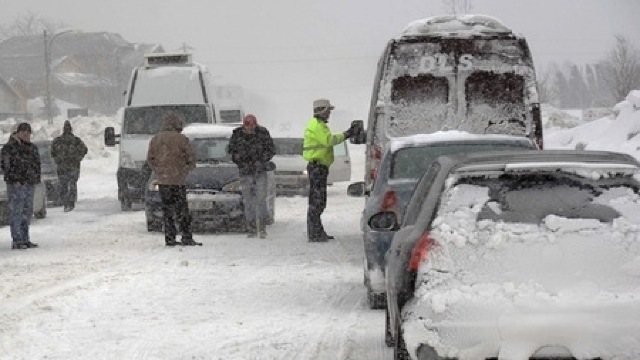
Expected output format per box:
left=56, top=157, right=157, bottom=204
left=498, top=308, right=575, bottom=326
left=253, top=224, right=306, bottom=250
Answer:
left=1, top=123, right=40, bottom=249
left=228, top=114, right=275, bottom=238
left=51, top=120, right=88, bottom=212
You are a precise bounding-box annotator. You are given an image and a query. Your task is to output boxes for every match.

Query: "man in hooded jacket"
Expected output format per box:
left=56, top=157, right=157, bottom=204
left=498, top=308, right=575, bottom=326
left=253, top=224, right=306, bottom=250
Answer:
left=51, top=120, right=88, bottom=212
left=147, top=112, right=200, bottom=246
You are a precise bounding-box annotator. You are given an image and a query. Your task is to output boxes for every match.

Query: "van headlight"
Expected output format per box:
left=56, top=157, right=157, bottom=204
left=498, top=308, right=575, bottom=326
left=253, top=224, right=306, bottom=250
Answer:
left=222, top=180, right=242, bottom=192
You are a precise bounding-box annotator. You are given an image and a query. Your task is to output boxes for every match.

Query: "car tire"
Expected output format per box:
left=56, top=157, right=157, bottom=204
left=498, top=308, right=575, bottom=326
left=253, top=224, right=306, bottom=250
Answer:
left=146, top=212, right=162, bottom=232
left=394, top=321, right=411, bottom=360
left=367, top=287, right=387, bottom=310
left=34, top=206, right=47, bottom=219
left=385, top=307, right=395, bottom=348
left=121, top=197, right=133, bottom=211
left=416, top=344, right=445, bottom=360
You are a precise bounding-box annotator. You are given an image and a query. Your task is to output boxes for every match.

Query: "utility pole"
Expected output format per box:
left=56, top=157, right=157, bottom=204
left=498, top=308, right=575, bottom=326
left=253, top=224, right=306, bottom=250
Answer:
left=44, top=29, right=75, bottom=124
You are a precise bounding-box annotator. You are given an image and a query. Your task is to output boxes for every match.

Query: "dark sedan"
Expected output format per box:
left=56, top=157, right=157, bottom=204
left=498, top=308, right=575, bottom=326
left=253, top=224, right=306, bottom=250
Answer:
left=145, top=124, right=275, bottom=232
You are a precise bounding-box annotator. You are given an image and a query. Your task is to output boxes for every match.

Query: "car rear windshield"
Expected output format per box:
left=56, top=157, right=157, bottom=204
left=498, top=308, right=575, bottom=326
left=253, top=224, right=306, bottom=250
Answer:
left=444, top=173, right=640, bottom=224
left=123, top=105, right=209, bottom=135
left=391, top=142, right=533, bottom=180
left=274, top=138, right=303, bottom=156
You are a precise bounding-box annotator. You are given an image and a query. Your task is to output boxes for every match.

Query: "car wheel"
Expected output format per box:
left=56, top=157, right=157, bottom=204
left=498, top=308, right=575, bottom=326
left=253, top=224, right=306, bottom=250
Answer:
left=416, top=344, right=445, bottom=360
left=146, top=213, right=162, bottom=232
left=394, top=321, right=411, bottom=360
left=121, top=197, right=133, bottom=211
left=385, top=307, right=394, bottom=348
left=367, top=287, right=387, bottom=310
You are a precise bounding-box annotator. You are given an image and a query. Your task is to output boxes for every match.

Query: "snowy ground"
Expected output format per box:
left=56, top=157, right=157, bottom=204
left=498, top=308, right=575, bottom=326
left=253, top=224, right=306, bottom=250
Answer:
left=1, top=93, right=640, bottom=359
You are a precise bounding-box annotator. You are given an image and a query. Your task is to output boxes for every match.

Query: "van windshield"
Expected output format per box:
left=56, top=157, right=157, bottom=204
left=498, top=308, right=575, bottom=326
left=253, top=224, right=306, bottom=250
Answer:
left=123, top=105, right=209, bottom=135
left=219, top=110, right=243, bottom=124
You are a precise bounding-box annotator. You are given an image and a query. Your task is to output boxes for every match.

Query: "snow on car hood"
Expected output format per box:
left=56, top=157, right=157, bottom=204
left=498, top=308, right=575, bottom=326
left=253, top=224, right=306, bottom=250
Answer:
left=403, top=183, right=640, bottom=360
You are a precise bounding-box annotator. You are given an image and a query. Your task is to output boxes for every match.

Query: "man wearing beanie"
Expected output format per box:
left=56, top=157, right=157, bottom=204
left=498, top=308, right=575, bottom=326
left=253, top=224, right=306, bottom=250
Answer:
left=1, top=122, right=40, bottom=249
left=51, top=120, right=88, bottom=212
left=228, top=113, right=275, bottom=239
left=303, top=99, right=357, bottom=242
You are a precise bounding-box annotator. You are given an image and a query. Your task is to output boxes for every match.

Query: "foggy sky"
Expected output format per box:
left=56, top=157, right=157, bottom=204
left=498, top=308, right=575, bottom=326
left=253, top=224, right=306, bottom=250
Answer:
left=1, top=0, right=639, bottom=133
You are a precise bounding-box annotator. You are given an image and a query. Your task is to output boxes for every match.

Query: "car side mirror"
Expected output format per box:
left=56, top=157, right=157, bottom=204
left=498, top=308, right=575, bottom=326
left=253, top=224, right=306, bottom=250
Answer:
left=349, top=120, right=366, bottom=144
left=368, top=211, right=399, bottom=231
left=347, top=181, right=366, bottom=197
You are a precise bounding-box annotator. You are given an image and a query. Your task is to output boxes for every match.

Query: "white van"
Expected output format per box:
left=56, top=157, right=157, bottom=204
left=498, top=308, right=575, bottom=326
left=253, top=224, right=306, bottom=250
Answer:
left=104, top=53, right=217, bottom=210
left=351, top=15, right=543, bottom=190
left=328, top=141, right=351, bottom=185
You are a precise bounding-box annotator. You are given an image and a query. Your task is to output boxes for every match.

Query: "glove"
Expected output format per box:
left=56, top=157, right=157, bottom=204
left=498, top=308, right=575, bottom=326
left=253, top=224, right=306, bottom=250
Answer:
left=344, top=128, right=354, bottom=139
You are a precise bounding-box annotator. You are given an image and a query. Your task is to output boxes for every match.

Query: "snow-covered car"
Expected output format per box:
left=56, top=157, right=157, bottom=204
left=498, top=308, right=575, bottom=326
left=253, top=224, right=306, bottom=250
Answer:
left=375, top=150, right=640, bottom=360
left=33, top=140, right=61, bottom=206
left=144, top=124, right=275, bottom=232
left=347, top=132, right=536, bottom=309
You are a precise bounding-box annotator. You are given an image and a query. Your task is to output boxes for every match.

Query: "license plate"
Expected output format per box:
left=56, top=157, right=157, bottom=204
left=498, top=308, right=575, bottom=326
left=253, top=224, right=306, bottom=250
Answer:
left=189, top=200, right=213, bottom=210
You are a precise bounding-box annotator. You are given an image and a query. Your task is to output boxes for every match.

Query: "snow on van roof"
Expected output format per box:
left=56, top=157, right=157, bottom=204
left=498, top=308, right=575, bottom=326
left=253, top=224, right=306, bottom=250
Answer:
left=399, top=14, right=514, bottom=38
left=388, top=131, right=533, bottom=153
left=182, top=123, right=234, bottom=138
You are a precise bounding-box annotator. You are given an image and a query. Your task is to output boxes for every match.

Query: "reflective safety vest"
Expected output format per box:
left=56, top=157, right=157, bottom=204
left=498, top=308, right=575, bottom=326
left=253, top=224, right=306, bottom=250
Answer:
left=302, top=117, right=346, bottom=167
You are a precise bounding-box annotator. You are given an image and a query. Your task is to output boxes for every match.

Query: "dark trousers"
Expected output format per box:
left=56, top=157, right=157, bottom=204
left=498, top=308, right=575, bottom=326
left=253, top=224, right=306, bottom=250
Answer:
left=58, top=169, right=79, bottom=207
left=307, top=162, right=328, bottom=239
left=158, top=185, right=193, bottom=241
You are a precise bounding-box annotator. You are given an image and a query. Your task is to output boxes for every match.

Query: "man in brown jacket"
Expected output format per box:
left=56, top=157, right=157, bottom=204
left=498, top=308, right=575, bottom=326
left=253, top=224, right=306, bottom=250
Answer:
left=146, top=112, right=200, bottom=246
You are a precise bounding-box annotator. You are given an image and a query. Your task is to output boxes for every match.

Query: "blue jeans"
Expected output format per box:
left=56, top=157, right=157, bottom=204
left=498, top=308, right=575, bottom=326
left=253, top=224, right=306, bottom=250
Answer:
left=7, top=183, right=34, bottom=244
left=240, top=172, right=268, bottom=223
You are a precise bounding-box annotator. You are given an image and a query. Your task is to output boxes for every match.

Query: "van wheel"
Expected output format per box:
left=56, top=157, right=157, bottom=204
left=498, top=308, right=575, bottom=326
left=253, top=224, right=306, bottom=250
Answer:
left=121, top=197, right=133, bottom=211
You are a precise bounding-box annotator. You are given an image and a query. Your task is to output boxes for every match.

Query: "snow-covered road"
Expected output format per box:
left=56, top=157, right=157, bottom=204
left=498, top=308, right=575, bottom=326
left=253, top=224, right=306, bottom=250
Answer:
left=0, top=162, right=391, bottom=359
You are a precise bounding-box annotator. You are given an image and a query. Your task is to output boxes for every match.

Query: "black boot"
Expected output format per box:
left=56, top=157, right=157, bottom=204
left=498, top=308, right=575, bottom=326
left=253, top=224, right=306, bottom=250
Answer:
left=165, top=238, right=179, bottom=247
left=181, top=237, right=202, bottom=246
left=258, top=221, right=267, bottom=239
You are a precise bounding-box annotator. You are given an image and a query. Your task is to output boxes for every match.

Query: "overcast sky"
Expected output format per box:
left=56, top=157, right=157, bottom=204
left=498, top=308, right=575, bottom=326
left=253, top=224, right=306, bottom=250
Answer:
left=1, top=0, right=639, bottom=132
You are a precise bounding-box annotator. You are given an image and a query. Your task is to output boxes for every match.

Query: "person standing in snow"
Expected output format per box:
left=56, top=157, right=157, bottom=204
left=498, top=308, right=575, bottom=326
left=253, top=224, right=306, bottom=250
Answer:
left=51, top=120, right=88, bottom=212
left=1, top=123, right=40, bottom=250
left=303, top=99, right=356, bottom=242
left=147, top=112, right=200, bottom=247
left=228, top=114, right=275, bottom=239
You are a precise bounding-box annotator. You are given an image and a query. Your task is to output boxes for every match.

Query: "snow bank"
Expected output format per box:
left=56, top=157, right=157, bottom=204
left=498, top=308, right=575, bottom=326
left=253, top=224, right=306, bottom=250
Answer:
left=545, top=92, right=640, bottom=162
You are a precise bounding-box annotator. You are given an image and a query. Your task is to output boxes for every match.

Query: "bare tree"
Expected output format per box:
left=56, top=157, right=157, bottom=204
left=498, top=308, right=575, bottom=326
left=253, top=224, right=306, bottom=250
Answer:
left=598, top=34, right=640, bottom=103
left=0, top=11, right=68, bottom=41
left=442, top=0, right=473, bottom=16
left=536, top=69, right=558, bottom=106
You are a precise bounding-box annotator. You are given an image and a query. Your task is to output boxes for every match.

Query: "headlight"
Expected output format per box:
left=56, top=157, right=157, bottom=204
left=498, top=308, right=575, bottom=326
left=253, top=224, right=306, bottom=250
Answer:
left=222, top=180, right=242, bottom=192
left=302, top=169, right=308, bottom=175
left=148, top=180, right=159, bottom=192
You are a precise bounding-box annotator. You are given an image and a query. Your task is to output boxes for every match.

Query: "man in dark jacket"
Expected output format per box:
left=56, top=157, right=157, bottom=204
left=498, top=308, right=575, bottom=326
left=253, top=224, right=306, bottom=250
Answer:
left=147, top=112, right=200, bottom=247
left=228, top=114, right=275, bottom=238
left=1, top=123, right=40, bottom=249
left=51, top=120, right=88, bottom=212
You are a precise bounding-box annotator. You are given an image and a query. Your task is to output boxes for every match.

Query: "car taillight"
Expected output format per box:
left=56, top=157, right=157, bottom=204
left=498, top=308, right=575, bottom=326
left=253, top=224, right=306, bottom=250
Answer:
left=371, top=145, right=382, bottom=160
left=370, top=168, right=378, bottom=180
left=381, top=190, right=397, bottom=211
left=409, top=232, right=434, bottom=271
